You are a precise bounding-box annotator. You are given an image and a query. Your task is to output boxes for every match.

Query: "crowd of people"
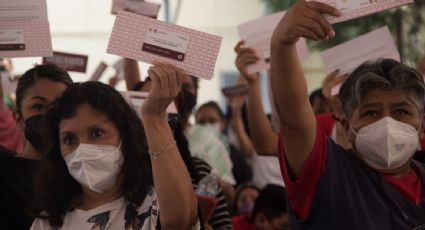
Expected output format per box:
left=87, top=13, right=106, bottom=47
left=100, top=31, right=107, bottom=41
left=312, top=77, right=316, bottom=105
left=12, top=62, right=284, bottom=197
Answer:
left=1, top=0, right=425, bottom=229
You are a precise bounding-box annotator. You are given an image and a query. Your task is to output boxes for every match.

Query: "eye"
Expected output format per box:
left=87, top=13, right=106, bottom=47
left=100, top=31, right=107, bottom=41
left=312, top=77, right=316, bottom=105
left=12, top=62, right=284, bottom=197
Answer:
left=62, top=134, right=77, bottom=146
left=90, top=128, right=105, bottom=139
left=362, top=110, right=379, bottom=117
left=31, top=103, right=45, bottom=111
left=394, top=109, right=409, bottom=116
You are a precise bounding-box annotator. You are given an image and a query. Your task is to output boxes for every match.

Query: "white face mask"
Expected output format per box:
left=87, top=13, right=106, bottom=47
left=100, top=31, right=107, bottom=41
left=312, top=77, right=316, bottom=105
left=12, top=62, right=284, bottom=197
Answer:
left=352, top=117, right=420, bottom=170
left=204, top=123, right=221, bottom=135
left=64, top=141, right=123, bottom=193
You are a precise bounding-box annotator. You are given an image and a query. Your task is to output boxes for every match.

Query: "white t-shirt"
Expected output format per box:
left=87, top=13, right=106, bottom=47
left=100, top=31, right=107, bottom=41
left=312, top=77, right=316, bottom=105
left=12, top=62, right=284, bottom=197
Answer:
left=251, top=153, right=285, bottom=188
left=31, top=188, right=200, bottom=230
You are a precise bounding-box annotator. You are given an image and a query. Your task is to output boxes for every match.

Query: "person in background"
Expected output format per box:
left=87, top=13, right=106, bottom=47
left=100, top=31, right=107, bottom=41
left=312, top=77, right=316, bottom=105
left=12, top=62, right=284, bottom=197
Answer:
left=0, top=64, right=73, bottom=229
left=308, top=88, right=331, bottom=115
left=0, top=58, right=23, bottom=153
left=31, top=63, right=199, bottom=229
left=127, top=59, right=237, bottom=204
left=319, top=71, right=352, bottom=150
left=233, top=41, right=284, bottom=188
left=416, top=57, right=425, bottom=77
left=232, top=183, right=260, bottom=217
left=271, top=0, right=425, bottom=229
left=232, top=184, right=290, bottom=230
left=196, top=100, right=253, bottom=187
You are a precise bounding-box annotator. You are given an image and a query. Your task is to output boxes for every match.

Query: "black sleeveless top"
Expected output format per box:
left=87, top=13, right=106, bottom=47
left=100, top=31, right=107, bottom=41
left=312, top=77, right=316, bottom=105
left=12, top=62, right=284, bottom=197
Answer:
left=287, top=139, right=425, bottom=230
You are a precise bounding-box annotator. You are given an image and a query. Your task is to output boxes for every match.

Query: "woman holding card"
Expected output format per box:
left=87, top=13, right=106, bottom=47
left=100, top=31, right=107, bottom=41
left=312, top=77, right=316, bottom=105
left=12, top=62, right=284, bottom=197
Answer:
left=30, top=63, right=199, bottom=229
left=270, top=0, right=425, bottom=229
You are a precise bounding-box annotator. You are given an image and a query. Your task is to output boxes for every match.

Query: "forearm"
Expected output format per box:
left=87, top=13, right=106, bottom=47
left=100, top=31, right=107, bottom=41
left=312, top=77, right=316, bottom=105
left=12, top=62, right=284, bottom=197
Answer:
left=246, top=80, right=278, bottom=155
left=142, top=116, right=197, bottom=228
left=124, top=58, right=141, bottom=90
left=230, top=111, right=254, bottom=158
left=270, top=44, right=316, bottom=176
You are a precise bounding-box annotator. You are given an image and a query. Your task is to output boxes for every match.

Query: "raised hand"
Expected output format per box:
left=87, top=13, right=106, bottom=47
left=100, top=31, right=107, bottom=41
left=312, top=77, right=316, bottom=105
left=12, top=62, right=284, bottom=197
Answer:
left=141, top=62, right=185, bottom=118
left=271, top=0, right=340, bottom=46
left=234, top=41, right=260, bottom=83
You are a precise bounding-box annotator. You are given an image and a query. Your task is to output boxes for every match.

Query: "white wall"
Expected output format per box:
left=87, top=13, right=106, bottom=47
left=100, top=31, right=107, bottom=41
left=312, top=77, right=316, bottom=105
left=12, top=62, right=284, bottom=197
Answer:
left=11, top=0, right=326, bottom=106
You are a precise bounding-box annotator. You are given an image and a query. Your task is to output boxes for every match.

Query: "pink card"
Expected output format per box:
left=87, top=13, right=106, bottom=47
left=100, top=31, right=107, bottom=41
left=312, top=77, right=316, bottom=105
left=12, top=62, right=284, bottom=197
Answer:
left=238, top=11, right=310, bottom=75
left=107, top=11, right=222, bottom=80
left=120, top=91, right=178, bottom=119
left=89, top=62, right=108, bottom=81
left=42, top=51, right=88, bottom=73
left=317, top=0, right=414, bottom=24
left=320, top=26, right=400, bottom=95
left=0, top=0, right=52, bottom=58
left=0, top=21, right=52, bottom=58
left=112, top=0, right=161, bottom=19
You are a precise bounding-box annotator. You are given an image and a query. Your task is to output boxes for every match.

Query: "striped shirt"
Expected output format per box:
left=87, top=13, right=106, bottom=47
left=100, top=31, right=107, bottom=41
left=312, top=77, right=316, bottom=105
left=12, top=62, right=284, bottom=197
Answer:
left=192, top=157, right=233, bottom=229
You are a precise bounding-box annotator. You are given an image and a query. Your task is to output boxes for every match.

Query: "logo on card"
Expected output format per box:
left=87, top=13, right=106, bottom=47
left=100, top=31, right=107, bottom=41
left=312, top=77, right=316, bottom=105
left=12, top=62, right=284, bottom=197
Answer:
left=142, top=27, right=189, bottom=62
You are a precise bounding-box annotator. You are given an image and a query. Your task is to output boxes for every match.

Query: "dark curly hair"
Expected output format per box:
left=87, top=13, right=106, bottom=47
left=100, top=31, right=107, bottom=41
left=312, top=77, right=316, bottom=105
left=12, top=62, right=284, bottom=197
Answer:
left=31, top=81, right=153, bottom=227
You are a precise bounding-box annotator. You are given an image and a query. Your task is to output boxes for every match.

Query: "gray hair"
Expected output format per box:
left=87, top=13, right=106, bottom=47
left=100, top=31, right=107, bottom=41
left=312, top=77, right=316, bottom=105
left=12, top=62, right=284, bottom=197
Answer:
left=339, top=59, right=425, bottom=119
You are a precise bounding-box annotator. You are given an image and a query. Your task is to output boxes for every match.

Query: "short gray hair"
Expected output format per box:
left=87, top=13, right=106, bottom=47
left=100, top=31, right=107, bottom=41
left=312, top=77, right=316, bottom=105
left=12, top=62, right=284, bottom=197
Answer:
left=339, top=59, right=425, bottom=119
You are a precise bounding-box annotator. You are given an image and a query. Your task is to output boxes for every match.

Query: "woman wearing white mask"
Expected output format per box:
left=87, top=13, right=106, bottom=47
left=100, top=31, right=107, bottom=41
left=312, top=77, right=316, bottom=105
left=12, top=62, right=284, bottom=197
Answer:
left=30, top=63, right=199, bottom=229
left=269, top=1, right=425, bottom=229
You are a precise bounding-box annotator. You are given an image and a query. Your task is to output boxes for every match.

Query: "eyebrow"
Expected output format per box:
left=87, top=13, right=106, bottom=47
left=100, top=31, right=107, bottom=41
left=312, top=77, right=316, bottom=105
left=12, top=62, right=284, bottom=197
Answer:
left=30, top=96, right=47, bottom=101
left=358, top=102, right=381, bottom=109
left=391, top=101, right=413, bottom=108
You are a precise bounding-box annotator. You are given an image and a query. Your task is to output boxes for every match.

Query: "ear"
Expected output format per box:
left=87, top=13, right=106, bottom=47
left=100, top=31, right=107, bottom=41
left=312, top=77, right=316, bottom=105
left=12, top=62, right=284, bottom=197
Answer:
left=254, top=213, right=268, bottom=230
left=13, top=111, right=25, bottom=132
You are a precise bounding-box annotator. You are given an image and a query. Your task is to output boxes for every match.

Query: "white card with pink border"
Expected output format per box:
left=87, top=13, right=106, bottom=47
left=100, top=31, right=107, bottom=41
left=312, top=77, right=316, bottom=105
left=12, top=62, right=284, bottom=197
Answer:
left=317, top=0, right=413, bottom=24
left=0, top=0, right=52, bottom=58
left=107, top=11, right=222, bottom=80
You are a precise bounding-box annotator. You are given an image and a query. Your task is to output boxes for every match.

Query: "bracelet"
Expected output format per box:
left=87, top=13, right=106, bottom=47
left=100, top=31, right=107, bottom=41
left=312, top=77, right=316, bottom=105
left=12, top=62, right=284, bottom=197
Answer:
left=149, top=141, right=177, bottom=160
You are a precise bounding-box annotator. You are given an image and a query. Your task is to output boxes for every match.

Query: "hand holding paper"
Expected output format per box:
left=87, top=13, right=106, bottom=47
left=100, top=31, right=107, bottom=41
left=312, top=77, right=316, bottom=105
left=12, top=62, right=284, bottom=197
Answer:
left=238, top=11, right=310, bottom=74
left=234, top=41, right=260, bottom=83
left=141, top=62, right=185, bottom=119
left=316, top=0, right=413, bottom=24
left=271, top=0, right=340, bottom=46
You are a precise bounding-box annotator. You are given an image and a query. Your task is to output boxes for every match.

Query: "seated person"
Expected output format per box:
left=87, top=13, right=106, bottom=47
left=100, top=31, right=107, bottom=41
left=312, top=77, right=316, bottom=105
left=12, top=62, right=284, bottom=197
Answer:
left=232, top=184, right=289, bottom=230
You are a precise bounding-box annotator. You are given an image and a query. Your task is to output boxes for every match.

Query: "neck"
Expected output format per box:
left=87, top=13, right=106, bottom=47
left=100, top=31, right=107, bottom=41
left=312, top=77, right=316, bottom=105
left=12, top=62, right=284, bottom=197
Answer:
left=78, top=179, right=123, bottom=211
left=383, top=161, right=413, bottom=179
left=20, top=142, right=42, bottom=160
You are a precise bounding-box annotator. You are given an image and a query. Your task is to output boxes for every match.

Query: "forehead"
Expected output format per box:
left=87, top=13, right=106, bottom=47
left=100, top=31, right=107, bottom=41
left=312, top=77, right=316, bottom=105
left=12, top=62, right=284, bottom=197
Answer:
left=23, top=78, right=67, bottom=102
left=359, top=89, right=418, bottom=107
left=59, top=103, right=112, bottom=131
left=196, top=106, right=220, bottom=118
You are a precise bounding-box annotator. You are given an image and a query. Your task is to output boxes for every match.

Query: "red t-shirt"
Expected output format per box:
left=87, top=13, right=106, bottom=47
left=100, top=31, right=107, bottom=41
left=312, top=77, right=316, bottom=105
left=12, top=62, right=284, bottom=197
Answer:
left=231, top=215, right=256, bottom=230
left=278, top=122, right=423, bottom=220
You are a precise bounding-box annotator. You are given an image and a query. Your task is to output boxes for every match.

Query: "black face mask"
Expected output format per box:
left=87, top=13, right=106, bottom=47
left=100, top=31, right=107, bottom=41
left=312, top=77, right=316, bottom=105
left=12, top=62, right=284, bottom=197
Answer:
left=24, top=114, right=47, bottom=151
left=176, top=90, right=197, bottom=120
